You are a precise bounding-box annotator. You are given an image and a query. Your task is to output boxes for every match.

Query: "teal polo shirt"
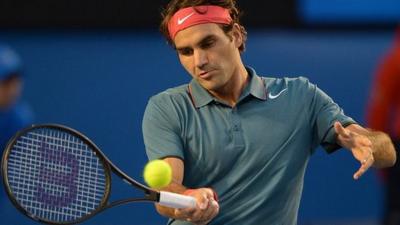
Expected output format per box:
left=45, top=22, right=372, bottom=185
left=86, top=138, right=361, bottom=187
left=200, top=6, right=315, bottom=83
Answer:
left=142, top=67, right=355, bottom=225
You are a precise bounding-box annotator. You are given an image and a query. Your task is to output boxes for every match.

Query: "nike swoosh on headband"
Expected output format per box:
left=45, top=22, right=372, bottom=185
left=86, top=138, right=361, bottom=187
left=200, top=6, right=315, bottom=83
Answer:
left=177, top=12, right=195, bottom=25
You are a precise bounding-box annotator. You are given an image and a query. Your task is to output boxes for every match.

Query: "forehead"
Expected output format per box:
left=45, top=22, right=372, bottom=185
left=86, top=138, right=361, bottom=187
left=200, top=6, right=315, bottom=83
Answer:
left=174, top=23, right=225, bottom=48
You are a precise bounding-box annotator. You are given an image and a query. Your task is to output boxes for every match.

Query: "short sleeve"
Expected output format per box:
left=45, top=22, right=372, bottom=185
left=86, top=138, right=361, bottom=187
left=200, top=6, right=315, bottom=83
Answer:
left=305, top=79, right=356, bottom=153
left=142, top=95, right=184, bottom=161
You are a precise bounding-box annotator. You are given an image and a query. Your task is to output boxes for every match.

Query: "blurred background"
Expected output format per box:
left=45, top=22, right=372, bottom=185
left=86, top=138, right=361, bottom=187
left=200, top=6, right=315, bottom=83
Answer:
left=0, top=0, right=399, bottom=224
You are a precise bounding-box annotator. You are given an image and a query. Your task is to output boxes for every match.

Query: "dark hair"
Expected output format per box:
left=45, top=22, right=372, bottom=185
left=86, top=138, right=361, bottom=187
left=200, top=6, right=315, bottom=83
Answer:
left=160, top=0, right=247, bottom=52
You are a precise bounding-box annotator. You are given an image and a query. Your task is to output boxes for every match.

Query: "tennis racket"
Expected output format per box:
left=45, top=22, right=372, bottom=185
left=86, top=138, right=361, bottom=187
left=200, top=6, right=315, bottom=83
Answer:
left=1, top=124, right=196, bottom=224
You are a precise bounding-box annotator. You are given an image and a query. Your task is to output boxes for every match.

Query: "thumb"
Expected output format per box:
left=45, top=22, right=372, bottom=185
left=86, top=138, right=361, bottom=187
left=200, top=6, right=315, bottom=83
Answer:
left=334, top=121, right=350, bottom=138
left=197, top=196, right=209, bottom=209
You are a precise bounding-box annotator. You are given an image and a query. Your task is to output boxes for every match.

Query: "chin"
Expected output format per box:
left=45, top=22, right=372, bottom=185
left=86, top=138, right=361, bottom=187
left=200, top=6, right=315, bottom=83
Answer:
left=201, top=82, right=224, bottom=92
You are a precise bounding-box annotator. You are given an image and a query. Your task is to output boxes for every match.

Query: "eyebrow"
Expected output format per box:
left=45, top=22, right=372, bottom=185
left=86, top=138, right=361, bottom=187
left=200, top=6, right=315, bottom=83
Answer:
left=176, top=34, right=216, bottom=51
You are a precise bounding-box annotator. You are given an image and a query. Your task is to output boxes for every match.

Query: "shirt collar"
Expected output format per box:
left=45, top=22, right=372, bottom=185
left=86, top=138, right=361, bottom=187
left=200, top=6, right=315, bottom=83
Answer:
left=188, top=66, right=267, bottom=108
left=244, top=66, right=267, bottom=101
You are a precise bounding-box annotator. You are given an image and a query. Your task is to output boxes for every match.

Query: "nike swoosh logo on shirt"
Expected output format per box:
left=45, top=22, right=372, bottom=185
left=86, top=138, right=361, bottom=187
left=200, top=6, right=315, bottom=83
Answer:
left=268, top=88, right=287, bottom=99
left=177, top=12, right=195, bottom=25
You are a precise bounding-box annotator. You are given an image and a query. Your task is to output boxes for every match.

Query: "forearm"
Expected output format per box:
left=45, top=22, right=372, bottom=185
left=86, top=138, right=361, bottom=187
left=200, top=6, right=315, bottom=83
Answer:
left=366, top=129, right=397, bottom=168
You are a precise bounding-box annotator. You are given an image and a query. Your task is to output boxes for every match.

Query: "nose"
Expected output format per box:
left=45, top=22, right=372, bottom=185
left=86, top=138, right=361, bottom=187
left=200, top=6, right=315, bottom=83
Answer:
left=193, top=49, right=208, bottom=69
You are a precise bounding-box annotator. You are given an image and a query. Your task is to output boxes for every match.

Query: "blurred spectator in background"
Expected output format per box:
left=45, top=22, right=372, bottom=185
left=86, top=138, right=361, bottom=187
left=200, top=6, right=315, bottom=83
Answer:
left=0, top=44, right=34, bottom=223
left=0, top=44, right=34, bottom=150
left=366, top=27, right=400, bottom=225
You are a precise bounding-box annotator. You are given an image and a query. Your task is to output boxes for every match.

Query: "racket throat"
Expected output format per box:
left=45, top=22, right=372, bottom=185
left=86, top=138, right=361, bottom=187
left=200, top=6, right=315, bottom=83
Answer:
left=147, top=190, right=160, bottom=202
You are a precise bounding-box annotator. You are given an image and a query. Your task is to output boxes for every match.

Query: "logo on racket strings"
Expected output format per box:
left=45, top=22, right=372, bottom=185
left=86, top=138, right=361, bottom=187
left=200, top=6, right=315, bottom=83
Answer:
left=35, top=142, right=79, bottom=208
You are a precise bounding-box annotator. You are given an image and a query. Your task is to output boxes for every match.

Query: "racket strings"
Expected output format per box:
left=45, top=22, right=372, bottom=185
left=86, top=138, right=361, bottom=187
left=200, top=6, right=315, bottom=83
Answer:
left=6, top=128, right=108, bottom=223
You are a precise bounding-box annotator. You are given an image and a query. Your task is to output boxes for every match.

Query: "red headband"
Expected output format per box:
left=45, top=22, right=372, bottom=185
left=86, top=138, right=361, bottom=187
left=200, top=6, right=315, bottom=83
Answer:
left=168, top=5, right=232, bottom=40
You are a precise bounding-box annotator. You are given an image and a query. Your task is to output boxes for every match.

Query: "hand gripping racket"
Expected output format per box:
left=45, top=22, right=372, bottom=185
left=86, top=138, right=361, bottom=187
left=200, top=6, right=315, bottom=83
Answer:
left=1, top=124, right=196, bottom=224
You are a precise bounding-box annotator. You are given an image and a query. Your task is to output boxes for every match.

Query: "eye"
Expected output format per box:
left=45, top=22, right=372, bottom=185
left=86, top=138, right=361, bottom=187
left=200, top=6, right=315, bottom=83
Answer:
left=200, top=39, right=215, bottom=49
left=178, top=48, right=193, bottom=56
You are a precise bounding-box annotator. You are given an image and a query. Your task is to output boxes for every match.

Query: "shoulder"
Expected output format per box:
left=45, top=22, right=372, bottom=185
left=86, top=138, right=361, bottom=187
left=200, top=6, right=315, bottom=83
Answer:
left=263, top=76, right=311, bottom=84
left=148, top=84, right=189, bottom=105
left=261, top=76, right=314, bottom=93
left=144, top=84, right=193, bottom=120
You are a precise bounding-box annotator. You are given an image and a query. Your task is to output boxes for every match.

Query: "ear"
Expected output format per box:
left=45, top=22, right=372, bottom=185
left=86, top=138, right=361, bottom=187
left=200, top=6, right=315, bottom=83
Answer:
left=232, top=23, right=243, bottom=49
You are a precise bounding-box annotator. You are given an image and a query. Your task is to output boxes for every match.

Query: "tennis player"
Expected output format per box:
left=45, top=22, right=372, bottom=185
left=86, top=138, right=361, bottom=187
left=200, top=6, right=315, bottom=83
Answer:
left=0, top=44, right=33, bottom=151
left=0, top=44, right=34, bottom=224
left=142, top=0, right=397, bottom=224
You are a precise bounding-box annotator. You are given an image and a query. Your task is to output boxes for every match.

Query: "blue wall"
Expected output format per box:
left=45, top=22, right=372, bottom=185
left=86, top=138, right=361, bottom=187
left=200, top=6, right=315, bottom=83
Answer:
left=298, top=0, right=400, bottom=23
left=0, top=29, right=395, bottom=224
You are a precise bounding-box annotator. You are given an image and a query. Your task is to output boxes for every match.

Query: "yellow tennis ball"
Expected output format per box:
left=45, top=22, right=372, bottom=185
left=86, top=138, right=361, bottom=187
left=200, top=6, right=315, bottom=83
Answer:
left=143, top=160, right=172, bottom=188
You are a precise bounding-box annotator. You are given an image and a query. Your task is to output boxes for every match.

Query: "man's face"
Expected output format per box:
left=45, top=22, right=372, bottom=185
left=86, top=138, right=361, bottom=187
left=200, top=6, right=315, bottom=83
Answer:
left=174, top=23, right=242, bottom=92
left=0, top=76, right=22, bottom=109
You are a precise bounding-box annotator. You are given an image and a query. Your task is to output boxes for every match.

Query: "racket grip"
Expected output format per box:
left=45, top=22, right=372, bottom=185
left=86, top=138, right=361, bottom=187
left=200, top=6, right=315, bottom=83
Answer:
left=158, top=191, right=196, bottom=208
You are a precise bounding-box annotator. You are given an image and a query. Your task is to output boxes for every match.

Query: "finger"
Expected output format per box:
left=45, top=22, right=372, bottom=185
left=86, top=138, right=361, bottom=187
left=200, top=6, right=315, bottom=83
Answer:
left=359, top=147, right=373, bottom=161
left=334, top=122, right=350, bottom=138
left=353, top=157, right=374, bottom=180
left=197, top=193, right=210, bottom=210
left=198, top=199, right=218, bottom=222
left=188, top=191, right=211, bottom=221
left=194, top=189, right=219, bottom=222
left=353, top=165, right=367, bottom=180
left=191, top=201, right=209, bottom=222
left=203, top=188, right=216, bottom=199
left=182, top=188, right=217, bottom=222
left=352, top=147, right=372, bottom=162
left=174, top=207, right=195, bottom=220
left=192, top=196, right=210, bottom=220
left=361, top=137, right=372, bottom=147
left=208, top=200, right=220, bottom=219
left=195, top=200, right=220, bottom=224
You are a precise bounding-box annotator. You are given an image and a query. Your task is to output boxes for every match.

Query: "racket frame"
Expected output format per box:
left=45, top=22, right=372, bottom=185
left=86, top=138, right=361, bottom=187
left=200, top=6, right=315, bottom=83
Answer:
left=1, top=124, right=161, bottom=225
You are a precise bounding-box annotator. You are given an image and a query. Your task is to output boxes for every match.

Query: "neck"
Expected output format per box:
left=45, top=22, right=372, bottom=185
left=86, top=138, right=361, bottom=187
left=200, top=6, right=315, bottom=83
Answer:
left=209, top=64, right=248, bottom=107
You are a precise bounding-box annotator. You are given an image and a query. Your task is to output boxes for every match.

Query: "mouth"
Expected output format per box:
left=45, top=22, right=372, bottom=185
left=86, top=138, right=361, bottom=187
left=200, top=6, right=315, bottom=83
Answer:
left=198, top=69, right=215, bottom=79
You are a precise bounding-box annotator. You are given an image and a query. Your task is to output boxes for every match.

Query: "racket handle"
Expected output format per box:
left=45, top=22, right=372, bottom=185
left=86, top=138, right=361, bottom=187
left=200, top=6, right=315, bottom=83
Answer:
left=158, top=191, right=196, bottom=208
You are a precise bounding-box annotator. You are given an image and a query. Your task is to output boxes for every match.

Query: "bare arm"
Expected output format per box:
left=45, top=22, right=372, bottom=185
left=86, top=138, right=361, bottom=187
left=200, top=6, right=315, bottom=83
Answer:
left=334, top=122, right=397, bottom=179
left=154, top=157, right=219, bottom=224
